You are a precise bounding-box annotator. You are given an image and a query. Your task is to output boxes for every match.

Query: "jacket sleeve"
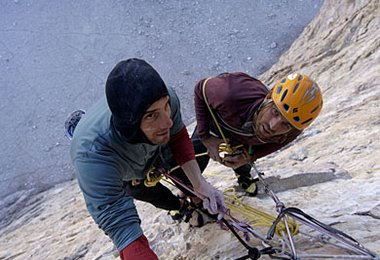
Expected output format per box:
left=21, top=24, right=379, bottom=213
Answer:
left=167, top=86, right=196, bottom=165
left=74, top=155, right=143, bottom=251
left=169, top=126, right=195, bottom=165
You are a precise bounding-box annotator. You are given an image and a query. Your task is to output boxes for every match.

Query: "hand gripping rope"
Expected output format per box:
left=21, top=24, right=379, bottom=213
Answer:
left=162, top=163, right=379, bottom=259
left=162, top=170, right=263, bottom=260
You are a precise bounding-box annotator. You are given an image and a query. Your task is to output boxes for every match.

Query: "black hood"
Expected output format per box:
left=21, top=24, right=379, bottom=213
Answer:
left=105, top=58, right=169, bottom=143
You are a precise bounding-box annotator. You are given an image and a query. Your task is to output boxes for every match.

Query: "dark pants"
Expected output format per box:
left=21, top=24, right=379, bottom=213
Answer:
left=124, top=131, right=251, bottom=211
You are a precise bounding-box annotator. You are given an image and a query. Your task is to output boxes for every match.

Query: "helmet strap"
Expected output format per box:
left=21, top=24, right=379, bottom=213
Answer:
left=253, top=98, right=293, bottom=143
left=252, top=98, right=273, bottom=143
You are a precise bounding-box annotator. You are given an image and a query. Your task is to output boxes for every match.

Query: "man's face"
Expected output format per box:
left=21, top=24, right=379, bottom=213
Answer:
left=140, top=96, right=173, bottom=145
left=254, top=102, right=293, bottom=140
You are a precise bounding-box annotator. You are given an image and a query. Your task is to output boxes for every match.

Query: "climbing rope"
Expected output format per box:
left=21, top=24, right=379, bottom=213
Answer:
left=144, top=166, right=165, bottom=187
left=162, top=171, right=300, bottom=260
left=223, top=188, right=298, bottom=237
left=202, top=78, right=244, bottom=156
left=162, top=170, right=299, bottom=238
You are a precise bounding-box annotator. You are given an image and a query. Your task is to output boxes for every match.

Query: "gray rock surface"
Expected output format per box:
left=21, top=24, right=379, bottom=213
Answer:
left=3, top=0, right=380, bottom=259
left=0, top=0, right=323, bottom=200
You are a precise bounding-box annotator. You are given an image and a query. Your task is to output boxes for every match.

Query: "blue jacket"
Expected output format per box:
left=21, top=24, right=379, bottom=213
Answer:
left=70, top=87, right=184, bottom=251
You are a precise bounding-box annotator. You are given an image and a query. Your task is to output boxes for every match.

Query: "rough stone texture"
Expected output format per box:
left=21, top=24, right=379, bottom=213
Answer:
left=0, top=0, right=322, bottom=199
left=259, top=0, right=380, bottom=179
left=1, top=1, right=379, bottom=259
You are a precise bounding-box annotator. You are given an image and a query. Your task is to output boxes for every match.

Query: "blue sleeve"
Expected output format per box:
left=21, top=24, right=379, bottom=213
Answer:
left=74, top=154, right=143, bottom=251
left=168, top=87, right=185, bottom=135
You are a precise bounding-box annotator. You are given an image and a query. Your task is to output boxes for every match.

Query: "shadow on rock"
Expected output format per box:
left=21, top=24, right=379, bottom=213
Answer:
left=256, top=170, right=351, bottom=198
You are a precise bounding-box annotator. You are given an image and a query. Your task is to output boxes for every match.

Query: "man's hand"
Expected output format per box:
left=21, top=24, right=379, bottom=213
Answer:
left=222, top=149, right=251, bottom=169
left=180, top=159, right=226, bottom=220
left=202, top=136, right=224, bottom=163
left=195, top=181, right=226, bottom=220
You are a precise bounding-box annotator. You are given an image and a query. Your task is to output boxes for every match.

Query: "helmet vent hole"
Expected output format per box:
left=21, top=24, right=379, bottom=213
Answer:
left=311, top=105, right=319, bottom=114
left=280, top=89, right=288, bottom=102
left=302, top=118, right=313, bottom=125
left=293, top=83, right=299, bottom=93
left=283, top=104, right=290, bottom=112
left=293, top=116, right=300, bottom=122
left=298, top=75, right=303, bottom=81
left=276, top=86, right=283, bottom=94
left=281, top=78, right=286, bottom=83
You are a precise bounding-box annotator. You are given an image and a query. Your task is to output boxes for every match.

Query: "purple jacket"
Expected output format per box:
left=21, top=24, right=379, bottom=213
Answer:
left=194, top=72, right=301, bottom=161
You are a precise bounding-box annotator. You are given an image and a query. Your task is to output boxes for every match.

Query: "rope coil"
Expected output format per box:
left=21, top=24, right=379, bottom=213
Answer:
left=223, top=189, right=299, bottom=237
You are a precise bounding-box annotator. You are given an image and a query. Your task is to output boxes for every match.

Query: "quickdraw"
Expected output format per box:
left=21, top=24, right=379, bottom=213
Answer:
left=144, top=166, right=166, bottom=187
left=131, top=166, right=167, bottom=187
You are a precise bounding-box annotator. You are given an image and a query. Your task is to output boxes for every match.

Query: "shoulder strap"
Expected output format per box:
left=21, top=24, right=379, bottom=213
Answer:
left=201, top=78, right=243, bottom=154
left=202, top=78, right=228, bottom=143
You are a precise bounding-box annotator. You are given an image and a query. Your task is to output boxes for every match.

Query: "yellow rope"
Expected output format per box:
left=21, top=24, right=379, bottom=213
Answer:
left=144, top=166, right=163, bottom=187
left=201, top=78, right=245, bottom=157
left=157, top=77, right=299, bottom=237
left=202, top=78, right=229, bottom=146
left=199, top=78, right=298, bottom=236
left=223, top=188, right=299, bottom=237
left=162, top=176, right=299, bottom=237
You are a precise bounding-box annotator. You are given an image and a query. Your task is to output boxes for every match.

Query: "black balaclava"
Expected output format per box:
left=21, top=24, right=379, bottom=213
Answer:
left=105, top=58, right=169, bottom=143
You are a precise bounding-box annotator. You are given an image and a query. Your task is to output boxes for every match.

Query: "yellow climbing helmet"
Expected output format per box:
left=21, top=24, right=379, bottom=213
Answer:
left=271, top=73, right=323, bottom=130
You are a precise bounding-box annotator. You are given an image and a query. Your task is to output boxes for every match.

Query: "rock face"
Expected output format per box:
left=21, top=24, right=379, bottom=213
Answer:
left=1, top=1, right=379, bottom=259
left=259, top=0, right=379, bottom=179
left=0, top=0, right=323, bottom=200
